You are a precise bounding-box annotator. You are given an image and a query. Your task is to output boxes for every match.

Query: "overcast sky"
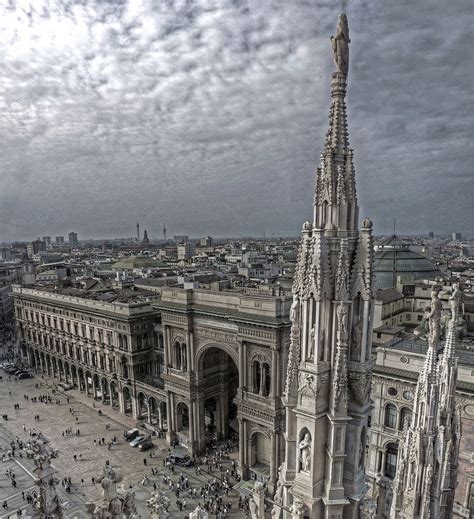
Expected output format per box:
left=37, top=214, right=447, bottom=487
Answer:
left=0, top=0, right=472, bottom=242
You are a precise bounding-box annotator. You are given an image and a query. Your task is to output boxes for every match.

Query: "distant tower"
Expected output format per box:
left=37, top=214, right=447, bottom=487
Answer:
left=390, top=285, right=461, bottom=518
left=163, top=225, right=167, bottom=241
left=136, top=222, right=140, bottom=241
left=142, top=230, right=149, bottom=245
left=278, top=14, right=375, bottom=519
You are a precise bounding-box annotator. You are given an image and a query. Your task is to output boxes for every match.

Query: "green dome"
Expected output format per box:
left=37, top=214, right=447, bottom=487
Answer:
left=112, top=256, right=166, bottom=271
left=374, top=236, right=441, bottom=289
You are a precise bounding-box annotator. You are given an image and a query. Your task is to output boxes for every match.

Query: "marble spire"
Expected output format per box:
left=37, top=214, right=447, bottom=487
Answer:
left=278, top=14, right=375, bottom=519
left=390, top=285, right=462, bottom=518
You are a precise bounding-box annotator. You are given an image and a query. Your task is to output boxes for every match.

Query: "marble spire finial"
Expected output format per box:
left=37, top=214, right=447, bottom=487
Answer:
left=330, top=13, right=350, bottom=76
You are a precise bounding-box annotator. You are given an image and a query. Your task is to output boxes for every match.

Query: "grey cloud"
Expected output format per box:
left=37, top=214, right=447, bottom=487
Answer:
left=0, top=0, right=472, bottom=241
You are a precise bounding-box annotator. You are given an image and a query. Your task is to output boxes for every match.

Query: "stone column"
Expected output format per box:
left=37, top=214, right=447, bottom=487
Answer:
left=118, top=388, right=125, bottom=414
left=147, top=401, right=152, bottom=424
left=131, top=392, right=138, bottom=419
left=242, top=341, right=248, bottom=389
left=189, top=330, right=195, bottom=371
left=163, top=326, right=170, bottom=368
left=271, top=349, right=278, bottom=398
left=238, top=341, right=245, bottom=389
left=270, top=431, right=278, bottom=490
left=166, top=392, right=175, bottom=444
left=361, top=299, right=370, bottom=363
left=189, top=401, right=196, bottom=454
left=158, top=405, right=163, bottom=430
left=186, top=331, right=192, bottom=372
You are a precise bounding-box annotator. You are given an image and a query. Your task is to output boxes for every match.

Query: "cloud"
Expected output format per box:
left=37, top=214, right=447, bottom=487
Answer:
left=0, top=0, right=472, bottom=241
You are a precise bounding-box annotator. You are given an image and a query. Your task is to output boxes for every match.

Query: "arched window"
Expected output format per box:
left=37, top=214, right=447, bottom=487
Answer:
left=263, top=363, right=271, bottom=396
left=400, top=408, right=412, bottom=430
left=253, top=361, right=261, bottom=393
left=385, top=443, right=398, bottom=479
left=181, top=343, right=187, bottom=371
left=174, top=342, right=181, bottom=370
left=385, top=404, right=397, bottom=429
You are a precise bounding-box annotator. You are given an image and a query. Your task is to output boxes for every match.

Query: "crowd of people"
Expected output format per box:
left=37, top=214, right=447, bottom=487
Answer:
left=1, top=362, right=255, bottom=518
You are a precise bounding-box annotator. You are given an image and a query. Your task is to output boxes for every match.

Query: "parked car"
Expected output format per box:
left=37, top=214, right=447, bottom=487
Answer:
left=58, top=382, right=73, bottom=390
left=18, top=373, right=32, bottom=379
left=123, top=428, right=140, bottom=442
left=129, top=435, right=146, bottom=447
left=138, top=440, right=154, bottom=451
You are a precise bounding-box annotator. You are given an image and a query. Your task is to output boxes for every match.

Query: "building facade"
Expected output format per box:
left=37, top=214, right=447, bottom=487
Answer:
left=13, top=284, right=292, bottom=493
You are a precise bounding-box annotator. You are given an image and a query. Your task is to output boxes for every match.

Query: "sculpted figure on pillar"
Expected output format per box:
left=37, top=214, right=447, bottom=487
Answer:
left=427, top=286, right=442, bottom=343
left=299, top=432, right=312, bottom=473
left=330, top=13, right=350, bottom=75
left=449, top=282, right=462, bottom=321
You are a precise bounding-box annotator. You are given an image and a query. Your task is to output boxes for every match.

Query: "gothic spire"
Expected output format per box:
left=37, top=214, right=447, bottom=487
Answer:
left=390, top=286, right=461, bottom=519
left=314, top=13, right=358, bottom=231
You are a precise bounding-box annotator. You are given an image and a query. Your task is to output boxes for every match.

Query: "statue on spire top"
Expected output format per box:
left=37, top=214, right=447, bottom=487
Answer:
left=331, top=13, right=350, bottom=76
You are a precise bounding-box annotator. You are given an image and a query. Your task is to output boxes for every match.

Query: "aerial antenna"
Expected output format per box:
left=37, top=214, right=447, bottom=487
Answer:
left=393, top=218, right=396, bottom=236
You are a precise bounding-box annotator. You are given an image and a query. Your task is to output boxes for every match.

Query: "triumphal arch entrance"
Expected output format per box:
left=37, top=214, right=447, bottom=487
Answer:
left=156, top=286, right=291, bottom=492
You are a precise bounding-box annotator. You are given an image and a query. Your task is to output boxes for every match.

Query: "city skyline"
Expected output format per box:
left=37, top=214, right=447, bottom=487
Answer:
left=1, top=0, right=473, bottom=242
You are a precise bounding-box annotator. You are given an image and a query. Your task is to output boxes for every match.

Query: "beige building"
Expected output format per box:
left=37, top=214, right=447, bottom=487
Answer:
left=12, top=283, right=291, bottom=493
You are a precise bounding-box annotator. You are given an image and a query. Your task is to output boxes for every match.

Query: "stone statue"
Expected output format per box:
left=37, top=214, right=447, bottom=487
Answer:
left=337, top=302, right=348, bottom=333
left=330, top=13, right=350, bottom=75
left=449, top=283, right=462, bottom=321
left=87, top=461, right=136, bottom=519
left=249, top=482, right=265, bottom=519
left=299, top=432, right=312, bottom=473
left=427, top=287, right=442, bottom=343
left=28, top=434, right=63, bottom=519
left=308, top=326, right=315, bottom=358
left=290, top=294, right=299, bottom=323
left=189, top=505, right=208, bottom=519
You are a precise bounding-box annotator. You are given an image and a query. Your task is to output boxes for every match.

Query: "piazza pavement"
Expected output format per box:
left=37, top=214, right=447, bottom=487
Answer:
left=0, top=367, right=250, bottom=518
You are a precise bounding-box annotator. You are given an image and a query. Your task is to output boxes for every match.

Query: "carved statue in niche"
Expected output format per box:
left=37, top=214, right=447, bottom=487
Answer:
left=299, top=432, right=312, bottom=473
left=351, top=320, right=362, bottom=360
left=308, top=326, right=315, bottom=358
left=290, top=294, right=299, bottom=323
left=336, top=302, right=347, bottom=334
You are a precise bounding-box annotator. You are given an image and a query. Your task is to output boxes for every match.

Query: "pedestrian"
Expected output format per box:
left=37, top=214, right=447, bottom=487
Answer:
left=143, top=458, right=147, bottom=466
left=2, top=500, right=7, bottom=510
left=73, top=454, right=77, bottom=461
left=21, top=492, right=24, bottom=500
left=91, top=477, right=95, bottom=484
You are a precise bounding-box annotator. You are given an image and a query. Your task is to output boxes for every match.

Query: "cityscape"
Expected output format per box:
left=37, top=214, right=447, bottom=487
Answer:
left=0, top=2, right=473, bottom=519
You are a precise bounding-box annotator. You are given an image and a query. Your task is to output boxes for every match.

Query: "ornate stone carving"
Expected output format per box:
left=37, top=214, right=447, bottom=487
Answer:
left=348, top=370, right=372, bottom=406
left=249, top=482, right=265, bottom=519
left=298, top=372, right=318, bottom=398
left=86, top=461, right=137, bottom=519
left=332, top=342, right=348, bottom=410
left=28, top=433, right=63, bottom=519
left=427, top=286, right=442, bottom=343
left=449, top=282, right=462, bottom=321
left=335, top=242, right=350, bottom=301
left=336, top=302, right=348, bottom=334
left=289, top=500, right=306, bottom=519
left=284, top=324, right=301, bottom=398
left=195, top=328, right=239, bottom=344
left=330, top=13, right=350, bottom=75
